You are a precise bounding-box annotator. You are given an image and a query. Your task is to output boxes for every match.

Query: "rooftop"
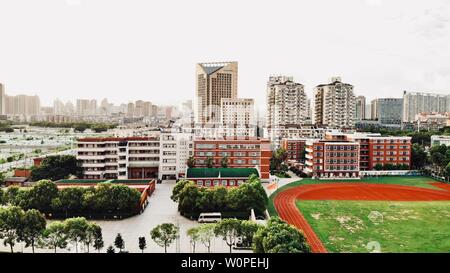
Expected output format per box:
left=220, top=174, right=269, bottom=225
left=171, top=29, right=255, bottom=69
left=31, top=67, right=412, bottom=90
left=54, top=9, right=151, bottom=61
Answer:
left=187, top=168, right=259, bottom=179
left=55, top=179, right=154, bottom=185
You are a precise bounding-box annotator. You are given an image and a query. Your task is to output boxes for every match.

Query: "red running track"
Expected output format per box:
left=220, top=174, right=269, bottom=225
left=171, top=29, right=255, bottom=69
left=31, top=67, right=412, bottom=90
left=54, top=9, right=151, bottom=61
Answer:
left=273, top=182, right=450, bottom=253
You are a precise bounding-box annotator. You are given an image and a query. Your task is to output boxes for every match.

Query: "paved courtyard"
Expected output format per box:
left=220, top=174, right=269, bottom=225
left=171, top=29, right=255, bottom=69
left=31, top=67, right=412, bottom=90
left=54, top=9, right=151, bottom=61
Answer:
left=0, top=181, right=252, bottom=253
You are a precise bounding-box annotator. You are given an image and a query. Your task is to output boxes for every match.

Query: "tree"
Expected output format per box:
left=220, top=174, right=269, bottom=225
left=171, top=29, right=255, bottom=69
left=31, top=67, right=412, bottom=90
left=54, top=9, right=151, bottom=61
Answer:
left=238, top=220, right=260, bottom=248
left=374, top=163, right=383, bottom=171
left=30, top=155, right=82, bottom=182
left=0, top=172, right=5, bottom=188
left=42, top=221, right=68, bottom=253
left=92, top=225, right=104, bottom=253
left=0, top=206, right=25, bottom=253
left=445, top=162, right=450, bottom=180
left=150, top=223, right=179, bottom=253
left=25, top=180, right=59, bottom=212
left=85, top=223, right=102, bottom=253
left=186, top=227, right=200, bottom=253
left=270, top=148, right=288, bottom=172
left=214, top=218, right=241, bottom=253
left=206, top=156, right=214, bottom=168
left=114, top=233, right=125, bottom=252
left=253, top=217, right=310, bottom=253
left=53, top=187, right=85, bottom=217
left=20, top=209, right=46, bottom=253
left=220, top=156, right=229, bottom=168
left=411, top=143, right=427, bottom=169
left=197, top=223, right=216, bottom=253
left=138, top=236, right=147, bottom=253
left=186, top=156, right=196, bottom=168
left=106, top=245, right=115, bottom=253
left=64, top=217, right=89, bottom=253
left=170, top=180, right=190, bottom=202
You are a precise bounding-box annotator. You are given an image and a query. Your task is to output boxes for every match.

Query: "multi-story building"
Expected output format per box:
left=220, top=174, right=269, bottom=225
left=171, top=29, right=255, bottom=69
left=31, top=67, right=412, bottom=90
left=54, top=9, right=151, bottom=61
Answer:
left=4, top=94, right=41, bottom=117
left=402, top=91, right=450, bottom=122
left=76, top=99, right=97, bottom=116
left=221, top=98, right=255, bottom=126
left=355, top=96, right=366, bottom=121
left=77, top=137, right=160, bottom=180
left=304, top=132, right=360, bottom=179
left=370, top=99, right=378, bottom=120
left=264, top=125, right=335, bottom=149
left=158, top=131, right=194, bottom=180
left=193, top=137, right=272, bottom=181
left=281, top=138, right=307, bottom=163
left=376, top=98, right=403, bottom=125
left=346, top=133, right=411, bottom=170
left=431, top=135, right=450, bottom=147
left=415, top=112, right=450, bottom=131
left=195, top=62, right=238, bottom=123
left=266, top=76, right=307, bottom=128
left=314, top=77, right=356, bottom=128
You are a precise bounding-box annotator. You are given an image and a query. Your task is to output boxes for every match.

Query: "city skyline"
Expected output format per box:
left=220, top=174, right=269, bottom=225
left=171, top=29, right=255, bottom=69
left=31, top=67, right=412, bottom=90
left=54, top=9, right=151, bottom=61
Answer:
left=1, top=0, right=449, bottom=107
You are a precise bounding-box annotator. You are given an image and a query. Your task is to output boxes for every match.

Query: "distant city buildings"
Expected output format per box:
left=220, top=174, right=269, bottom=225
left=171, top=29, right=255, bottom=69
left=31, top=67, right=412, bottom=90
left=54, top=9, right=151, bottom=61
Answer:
left=431, top=135, right=450, bottom=147
left=402, top=91, right=450, bottom=123
left=355, top=96, right=366, bottom=121
left=314, top=77, right=356, bottom=129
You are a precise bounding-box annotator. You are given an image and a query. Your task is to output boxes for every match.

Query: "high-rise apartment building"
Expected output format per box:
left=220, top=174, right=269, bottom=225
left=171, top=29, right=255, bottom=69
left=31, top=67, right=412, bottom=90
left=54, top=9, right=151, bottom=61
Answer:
left=266, top=76, right=307, bottom=128
left=314, top=77, right=356, bottom=128
left=76, top=99, right=97, bottom=116
left=371, top=99, right=378, bottom=120
left=221, top=98, right=255, bottom=126
left=4, top=94, right=41, bottom=116
left=158, top=131, right=194, bottom=180
left=195, top=62, right=238, bottom=123
left=402, top=91, right=450, bottom=122
left=355, top=96, right=366, bottom=121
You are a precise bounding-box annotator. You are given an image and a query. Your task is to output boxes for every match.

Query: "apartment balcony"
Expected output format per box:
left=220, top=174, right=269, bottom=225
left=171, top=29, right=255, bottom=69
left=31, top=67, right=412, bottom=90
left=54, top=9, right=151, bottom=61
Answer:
left=305, top=160, right=313, bottom=166
left=305, top=147, right=313, bottom=153
left=304, top=167, right=313, bottom=173
left=77, top=155, right=106, bottom=160
left=305, top=154, right=313, bottom=160
left=77, top=147, right=106, bottom=152
left=84, top=170, right=105, bottom=176
left=128, top=161, right=159, bottom=168
left=81, top=163, right=105, bottom=168
left=104, top=169, right=119, bottom=174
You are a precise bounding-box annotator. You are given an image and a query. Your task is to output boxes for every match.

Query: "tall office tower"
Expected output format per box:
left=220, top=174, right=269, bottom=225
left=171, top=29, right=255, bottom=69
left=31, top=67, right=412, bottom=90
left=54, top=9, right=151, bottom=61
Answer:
left=402, top=91, right=450, bottom=122
left=266, top=76, right=307, bottom=128
left=365, top=104, right=372, bottom=120
left=221, top=98, right=255, bottom=126
left=371, top=99, right=378, bottom=120
left=195, top=61, right=238, bottom=123
left=0, top=83, right=5, bottom=115
left=127, top=102, right=135, bottom=117
left=314, top=77, right=356, bottom=128
left=355, top=96, right=366, bottom=120
left=376, top=98, right=403, bottom=125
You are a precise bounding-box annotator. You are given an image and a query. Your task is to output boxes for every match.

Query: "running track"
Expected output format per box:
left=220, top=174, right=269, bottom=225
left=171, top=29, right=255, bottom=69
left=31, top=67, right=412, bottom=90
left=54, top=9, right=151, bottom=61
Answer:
left=273, top=182, right=450, bottom=253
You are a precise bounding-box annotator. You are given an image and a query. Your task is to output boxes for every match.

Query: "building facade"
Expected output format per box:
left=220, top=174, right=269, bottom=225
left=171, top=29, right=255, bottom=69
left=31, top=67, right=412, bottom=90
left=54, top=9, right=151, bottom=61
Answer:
left=346, top=133, right=411, bottom=171
left=355, top=96, right=366, bottom=121
left=431, top=135, right=450, bottom=147
left=304, top=132, right=360, bottom=179
left=281, top=139, right=307, bottom=163
left=376, top=98, right=403, bottom=125
left=314, top=77, right=356, bottom=128
left=158, top=131, right=194, bottom=180
left=266, top=76, right=307, bottom=128
left=77, top=137, right=160, bottom=180
left=195, top=62, right=238, bottom=123
left=193, top=137, right=272, bottom=180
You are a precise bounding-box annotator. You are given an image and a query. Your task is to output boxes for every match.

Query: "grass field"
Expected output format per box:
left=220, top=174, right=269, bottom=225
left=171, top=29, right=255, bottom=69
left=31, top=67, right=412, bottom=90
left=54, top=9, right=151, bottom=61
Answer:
left=268, top=176, right=450, bottom=253
left=268, top=176, right=442, bottom=216
left=296, top=200, right=450, bottom=253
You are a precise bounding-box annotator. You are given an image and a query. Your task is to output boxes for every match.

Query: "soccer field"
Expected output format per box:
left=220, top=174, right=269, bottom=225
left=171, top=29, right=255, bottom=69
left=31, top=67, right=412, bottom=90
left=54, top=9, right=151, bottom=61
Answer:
left=269, top=176, right=450, bottom=253
left=297, top=200, right=450, bottom=253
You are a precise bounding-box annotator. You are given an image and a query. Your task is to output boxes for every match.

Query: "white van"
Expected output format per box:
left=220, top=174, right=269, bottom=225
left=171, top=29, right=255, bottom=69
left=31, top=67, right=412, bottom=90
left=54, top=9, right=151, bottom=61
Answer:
left=198, top=212, right=222, bottom=223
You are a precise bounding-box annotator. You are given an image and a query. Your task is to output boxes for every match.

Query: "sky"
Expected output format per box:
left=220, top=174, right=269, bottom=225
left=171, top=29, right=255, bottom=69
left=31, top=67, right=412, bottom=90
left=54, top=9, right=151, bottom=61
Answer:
left=0, top=0, right=449, bottom=108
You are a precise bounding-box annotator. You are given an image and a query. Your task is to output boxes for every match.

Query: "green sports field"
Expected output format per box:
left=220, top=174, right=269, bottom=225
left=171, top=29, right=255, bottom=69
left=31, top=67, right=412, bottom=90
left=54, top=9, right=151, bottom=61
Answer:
left=269, top=176, right=450, bottom=253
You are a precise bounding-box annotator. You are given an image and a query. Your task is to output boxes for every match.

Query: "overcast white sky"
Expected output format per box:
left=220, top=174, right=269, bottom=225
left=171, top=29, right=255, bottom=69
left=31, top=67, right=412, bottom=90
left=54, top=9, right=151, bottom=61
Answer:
left=0, top=0, right=449, bottom=107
